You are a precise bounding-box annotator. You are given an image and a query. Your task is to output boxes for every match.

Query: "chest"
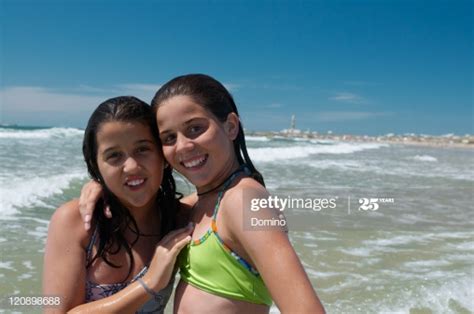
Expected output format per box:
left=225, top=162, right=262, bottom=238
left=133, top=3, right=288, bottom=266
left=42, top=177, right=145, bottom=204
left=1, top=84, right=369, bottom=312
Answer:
left=86, top=237, right=158, bottom=284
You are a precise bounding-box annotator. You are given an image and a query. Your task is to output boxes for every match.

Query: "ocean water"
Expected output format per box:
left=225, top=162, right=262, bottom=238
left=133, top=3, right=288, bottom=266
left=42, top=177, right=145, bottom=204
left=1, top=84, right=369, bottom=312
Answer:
left=1, top=126, right=473, bottom=313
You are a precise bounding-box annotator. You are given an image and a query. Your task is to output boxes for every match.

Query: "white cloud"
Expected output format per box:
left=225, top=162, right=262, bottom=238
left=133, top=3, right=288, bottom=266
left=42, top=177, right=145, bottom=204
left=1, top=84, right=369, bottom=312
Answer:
left=0, top=83, right=167, bottom=114
left=0, top=86, right=104, bottom=112
left=329, top=92, right=367, bottom=104
left=0, top=81, right=244, bottom=127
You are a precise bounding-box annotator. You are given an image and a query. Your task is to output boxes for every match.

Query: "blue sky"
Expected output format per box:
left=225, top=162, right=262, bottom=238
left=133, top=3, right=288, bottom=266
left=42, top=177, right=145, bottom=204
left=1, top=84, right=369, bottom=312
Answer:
left=1, top=0, right=472, bottom=135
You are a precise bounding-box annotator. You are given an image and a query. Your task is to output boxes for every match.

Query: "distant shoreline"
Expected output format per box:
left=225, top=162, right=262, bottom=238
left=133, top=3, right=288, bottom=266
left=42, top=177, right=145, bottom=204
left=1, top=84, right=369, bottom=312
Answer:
left=2, top=124, right=473, bottom=149
left=246, top=130, right=474, bottom=149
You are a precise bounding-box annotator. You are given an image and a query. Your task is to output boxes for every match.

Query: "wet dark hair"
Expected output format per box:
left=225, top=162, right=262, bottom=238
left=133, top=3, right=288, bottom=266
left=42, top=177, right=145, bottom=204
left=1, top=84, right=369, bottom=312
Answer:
left=82, top=96, right=178, bottom=281
left=151, top=74, right=265, bottom=186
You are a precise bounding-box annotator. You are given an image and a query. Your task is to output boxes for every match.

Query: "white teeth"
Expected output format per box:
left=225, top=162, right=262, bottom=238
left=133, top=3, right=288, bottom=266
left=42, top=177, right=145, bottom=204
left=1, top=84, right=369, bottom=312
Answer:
left=183, top=156, right=206, bottom=168
left=126, top=179, right=144, bottom=186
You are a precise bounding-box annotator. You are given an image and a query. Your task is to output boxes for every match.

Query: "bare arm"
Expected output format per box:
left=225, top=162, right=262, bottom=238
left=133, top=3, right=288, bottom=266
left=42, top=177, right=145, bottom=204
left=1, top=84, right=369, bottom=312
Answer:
left=222, top=182, right=325, bottom=313
left=43, top=200, right=90, bottom=312
left=43, top=199, right=193, bottom=313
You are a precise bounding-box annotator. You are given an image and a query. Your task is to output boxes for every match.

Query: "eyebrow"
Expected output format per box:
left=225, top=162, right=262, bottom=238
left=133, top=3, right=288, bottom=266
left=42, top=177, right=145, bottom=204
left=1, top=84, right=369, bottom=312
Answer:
left=101, top=139, right=155, bottom=155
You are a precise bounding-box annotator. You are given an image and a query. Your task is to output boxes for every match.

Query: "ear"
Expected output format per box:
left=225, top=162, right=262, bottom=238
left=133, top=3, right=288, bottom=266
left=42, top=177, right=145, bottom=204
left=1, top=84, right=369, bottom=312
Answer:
left=224, top=113, right=240, bottom=141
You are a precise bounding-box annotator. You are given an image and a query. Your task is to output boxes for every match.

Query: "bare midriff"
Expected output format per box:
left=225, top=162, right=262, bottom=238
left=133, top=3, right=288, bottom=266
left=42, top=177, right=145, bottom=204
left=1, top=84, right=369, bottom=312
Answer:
left=173, top=280, right=270, bottom=314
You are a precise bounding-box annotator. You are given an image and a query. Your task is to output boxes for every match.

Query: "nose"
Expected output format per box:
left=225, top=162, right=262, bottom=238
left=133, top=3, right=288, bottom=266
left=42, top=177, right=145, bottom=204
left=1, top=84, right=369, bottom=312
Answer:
left=175, top=133, right=194, bottom=154
left=123, top=156, right=139, bottom=173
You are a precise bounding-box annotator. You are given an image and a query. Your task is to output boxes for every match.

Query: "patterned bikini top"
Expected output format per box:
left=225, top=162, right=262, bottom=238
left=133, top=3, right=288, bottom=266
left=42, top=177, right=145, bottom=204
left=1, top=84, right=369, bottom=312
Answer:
left=85, top=227, right=173, bottom=313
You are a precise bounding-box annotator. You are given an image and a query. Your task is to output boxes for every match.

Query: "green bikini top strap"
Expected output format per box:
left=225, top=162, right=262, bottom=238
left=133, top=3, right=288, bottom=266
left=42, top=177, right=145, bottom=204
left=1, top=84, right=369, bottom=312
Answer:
left=212, top=165, right=251, bottom=220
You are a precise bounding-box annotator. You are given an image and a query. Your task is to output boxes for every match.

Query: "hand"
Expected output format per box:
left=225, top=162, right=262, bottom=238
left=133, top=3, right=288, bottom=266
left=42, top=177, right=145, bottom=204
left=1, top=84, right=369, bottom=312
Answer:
left=79, top=180, right=110, bottom=231
left=144, top=223, right=194, bottom=291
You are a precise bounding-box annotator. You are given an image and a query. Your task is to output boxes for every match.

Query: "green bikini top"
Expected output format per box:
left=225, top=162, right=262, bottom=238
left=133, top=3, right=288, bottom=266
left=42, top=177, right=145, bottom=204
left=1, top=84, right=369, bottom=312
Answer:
left=177, top=167, right=272, bottom=306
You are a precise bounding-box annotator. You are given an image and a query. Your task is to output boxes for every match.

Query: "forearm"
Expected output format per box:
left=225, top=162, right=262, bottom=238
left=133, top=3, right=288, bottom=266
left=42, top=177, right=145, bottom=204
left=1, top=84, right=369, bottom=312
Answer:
left=68, top=275, right=155, bottom=313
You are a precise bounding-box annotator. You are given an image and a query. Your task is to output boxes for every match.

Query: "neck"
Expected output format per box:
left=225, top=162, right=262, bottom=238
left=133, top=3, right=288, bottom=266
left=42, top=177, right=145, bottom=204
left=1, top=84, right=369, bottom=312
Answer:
left=196, top=159, right=241, bottom=196
left=127, top=199, right=160, bottom=235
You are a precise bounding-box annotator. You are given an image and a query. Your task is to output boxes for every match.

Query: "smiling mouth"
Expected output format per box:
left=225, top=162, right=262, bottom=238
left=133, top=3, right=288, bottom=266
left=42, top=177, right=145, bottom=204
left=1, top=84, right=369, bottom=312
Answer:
left=181, top=155, right=208, bottom=169
left=125, top=178, right=146, bottom=189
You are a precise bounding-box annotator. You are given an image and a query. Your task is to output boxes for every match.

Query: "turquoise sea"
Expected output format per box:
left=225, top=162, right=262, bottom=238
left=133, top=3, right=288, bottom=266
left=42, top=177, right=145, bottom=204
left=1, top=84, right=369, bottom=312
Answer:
left=1, top=126, right=473, bottom=313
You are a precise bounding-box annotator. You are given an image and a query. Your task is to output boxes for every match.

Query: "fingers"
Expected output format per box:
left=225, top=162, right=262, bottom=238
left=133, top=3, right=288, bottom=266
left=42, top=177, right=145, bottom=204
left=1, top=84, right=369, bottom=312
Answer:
left=78, top=180, right=104, bottom=231
left=159, top=223, right=194, bottom=250
left=171, top=233, right=192, bottom=254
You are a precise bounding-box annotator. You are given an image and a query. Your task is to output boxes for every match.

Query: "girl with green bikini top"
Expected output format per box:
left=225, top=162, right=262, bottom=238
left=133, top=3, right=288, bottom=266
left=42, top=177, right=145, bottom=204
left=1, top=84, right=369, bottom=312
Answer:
left=79, top=74, right=326, bottom=313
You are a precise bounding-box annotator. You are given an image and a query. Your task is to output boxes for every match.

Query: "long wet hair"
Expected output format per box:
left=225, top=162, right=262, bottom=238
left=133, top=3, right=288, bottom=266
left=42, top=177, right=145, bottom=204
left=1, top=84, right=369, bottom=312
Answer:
left=82, top=96, right=178, bottom=281
left=151, top=74, right=265, bottom=186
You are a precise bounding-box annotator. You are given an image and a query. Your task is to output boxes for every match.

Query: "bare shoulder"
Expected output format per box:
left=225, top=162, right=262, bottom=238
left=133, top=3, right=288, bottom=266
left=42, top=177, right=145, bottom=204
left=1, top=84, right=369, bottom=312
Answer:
left=221, top=177, right=285, bottom=230
left=49, top=199, right=90, bottom=248
left=220, top=177, right=270, bottom=226
left=222, top=177, right=269, bottom=206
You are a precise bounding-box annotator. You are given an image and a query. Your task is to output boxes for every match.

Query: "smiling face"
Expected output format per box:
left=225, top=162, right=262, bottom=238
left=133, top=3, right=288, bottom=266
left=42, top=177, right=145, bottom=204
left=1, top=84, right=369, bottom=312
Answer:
left=96, top=121, right=164, bottom=212
left=156, top=95, right=240, bottom=191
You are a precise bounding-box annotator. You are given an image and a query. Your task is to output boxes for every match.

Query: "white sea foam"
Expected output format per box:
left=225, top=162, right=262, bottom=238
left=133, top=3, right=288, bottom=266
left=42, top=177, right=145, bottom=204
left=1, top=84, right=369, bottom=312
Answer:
left=320, top=273, right=371, bottom=293
left=248, top=142, right=388, bottom=162
left=446, top=241, right=474, bottom=251
left=338, top=247, right=373, bottom=257
left=27, top=226, right=48, bottom=240
left=0, top=172, right=87, bottom=216
left=0, top=261, right=15, bottom=271
left=17, top=273, right=33, bottom=280
left=371, top=276, right=473, bottom=313
left=309, top=139, right=336, bottom=144
left=306, top=268, right=342, bottom=279
left=306, top=154, right=473, bottom=181
left=412, top=155, right=438, bottom=162
left=446, top=253, right=474, bottom=262
left=433, top=231, right=474, bottom=239
left=292, top=137, right=311, bottom=142
left=363, top=233, right=436, bottom=247
left=19, top=216, right=50, bottom=225
left=314, top=237, right=338, bottom=241
left=22, top=261, right=35, bottom=270
left=403, top=259, right=451, bottom=269
left=307, top=160, right=361, bottom=171
left=0, top=127, right=83, bottom=139
left=245, top=136, right=270, bottom=142
left=336, top=233, right=437, bottom=258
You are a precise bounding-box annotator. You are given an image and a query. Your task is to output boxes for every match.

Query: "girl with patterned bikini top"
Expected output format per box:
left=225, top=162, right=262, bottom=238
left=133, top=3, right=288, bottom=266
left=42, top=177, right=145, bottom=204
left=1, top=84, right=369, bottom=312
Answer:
left=79, top=74, right=326, bottom=313
left=43, top=96, right=193, bottom=313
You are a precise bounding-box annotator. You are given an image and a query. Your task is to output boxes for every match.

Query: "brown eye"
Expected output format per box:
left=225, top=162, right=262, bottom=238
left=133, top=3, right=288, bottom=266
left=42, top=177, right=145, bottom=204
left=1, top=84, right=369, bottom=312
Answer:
left=162, top=134, right=176, bottom=145
left=136, top=146, right=151, bottom=153
left=106, top=151, right=123, bottom=161
left=188, top=125, right=204, bottom=138
left=190, top=126, right=202, bottom=133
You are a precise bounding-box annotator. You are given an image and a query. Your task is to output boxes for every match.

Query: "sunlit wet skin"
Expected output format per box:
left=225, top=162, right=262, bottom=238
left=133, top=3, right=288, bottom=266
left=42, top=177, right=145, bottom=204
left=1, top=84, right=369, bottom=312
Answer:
left=174, top=280, right=269, bottom=314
